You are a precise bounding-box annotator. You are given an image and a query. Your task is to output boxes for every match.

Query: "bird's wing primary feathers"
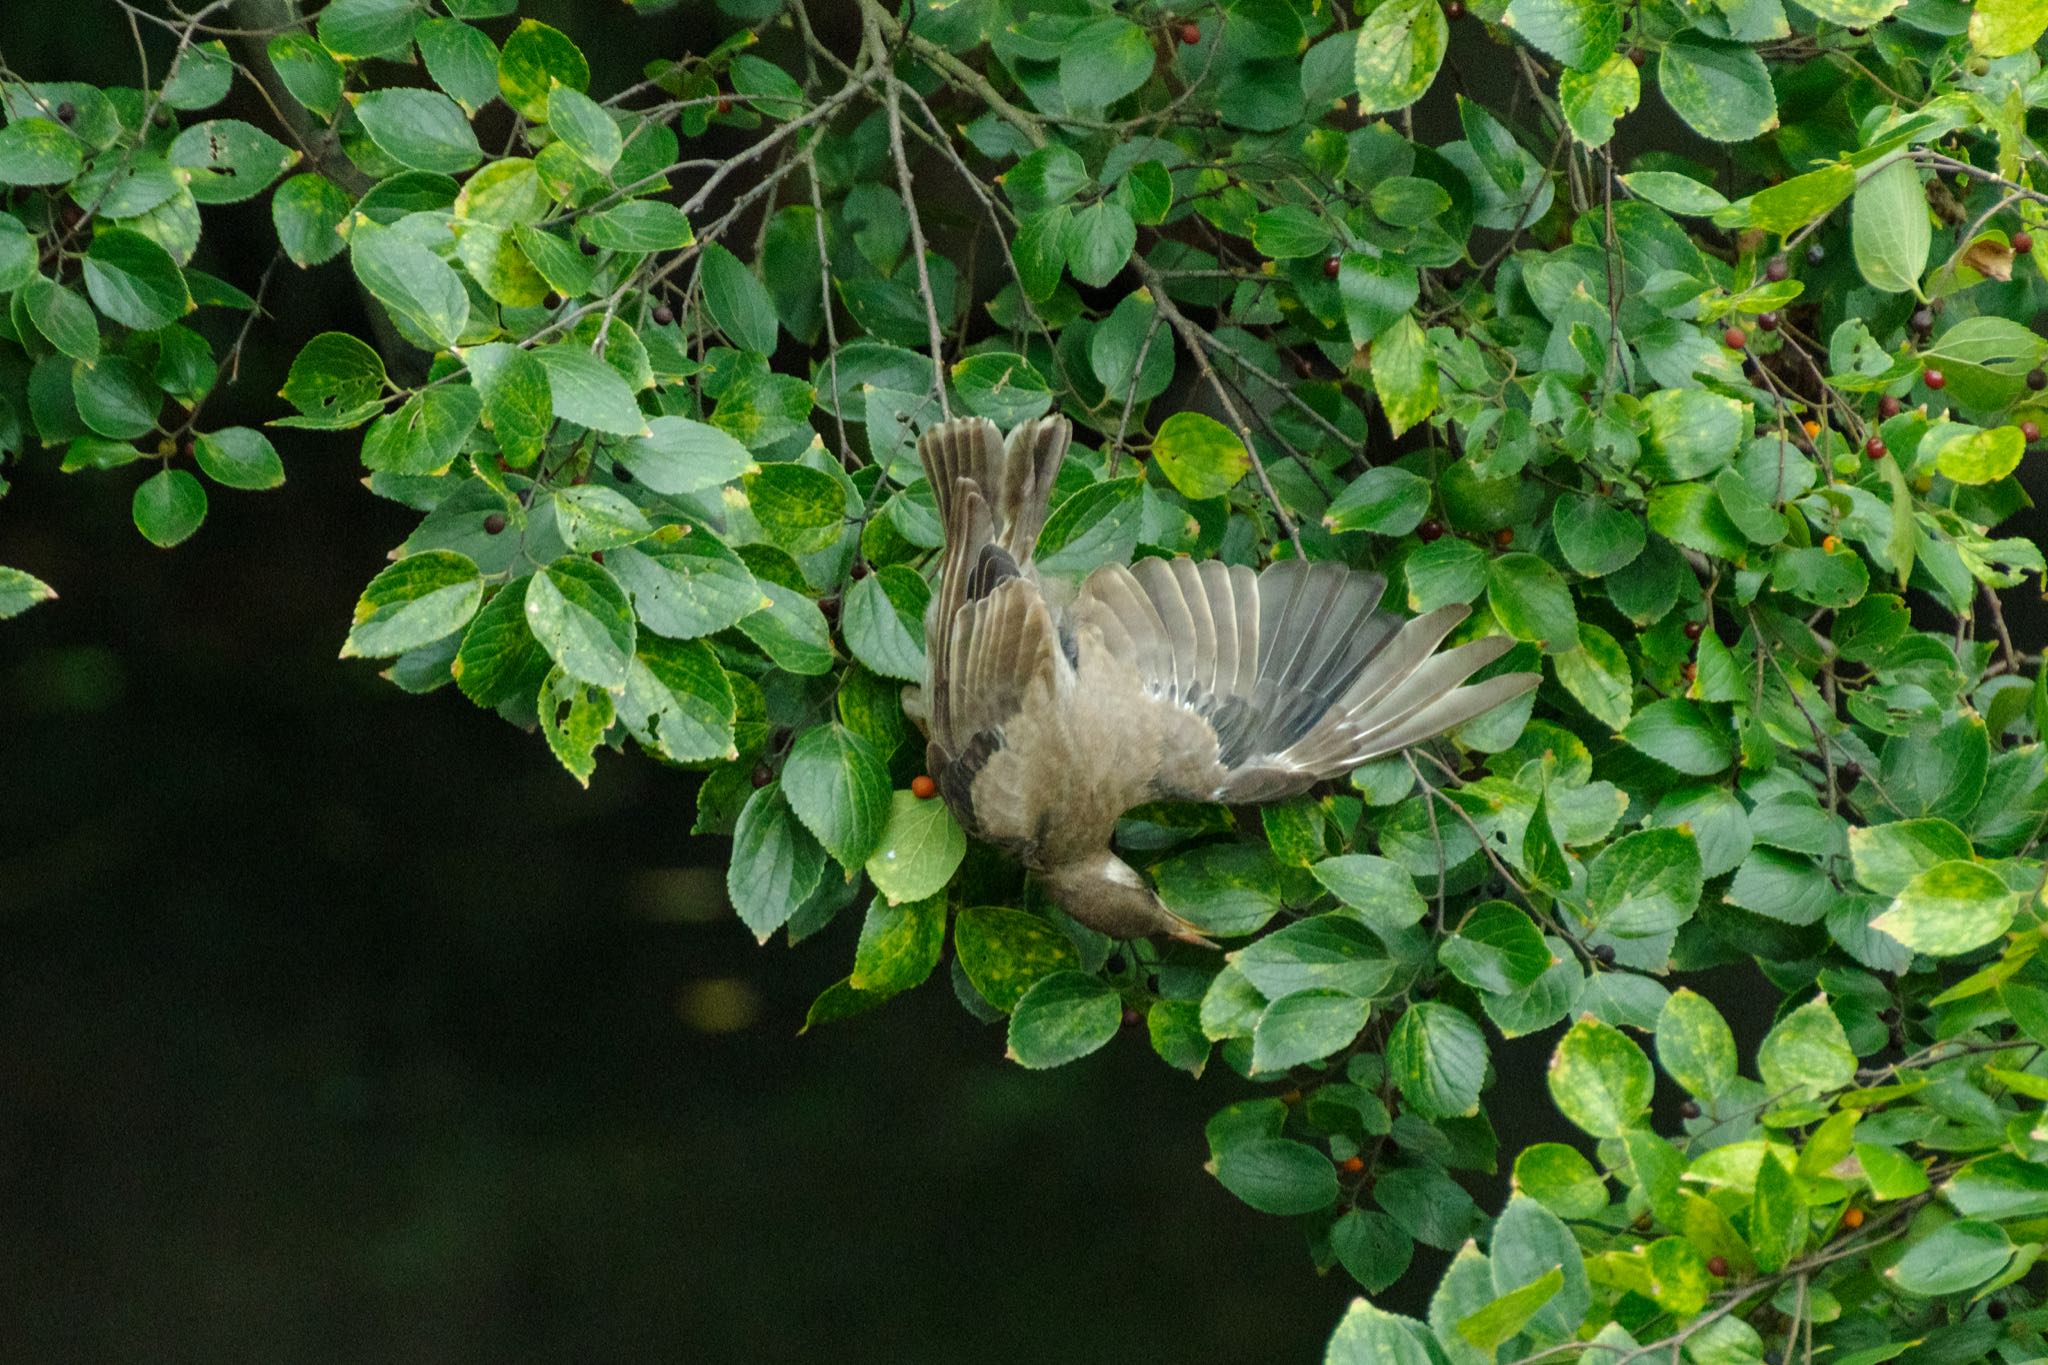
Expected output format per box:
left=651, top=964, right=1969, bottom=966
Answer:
left=917, top=416, right=1078, bottom=857
left=1070, top=556, right=1540, bottom=806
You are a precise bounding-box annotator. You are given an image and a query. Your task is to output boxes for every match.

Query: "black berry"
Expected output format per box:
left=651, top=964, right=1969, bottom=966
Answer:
left=1911, top=306, right=1935, bottom=332
left=1680, top=1099, right=1702, bottom=1119
left=1592, top=943, right=1617, bottom=965
left=579, top=238, right=599, bottom=256
left=56, top=101, right=75, bottom=123
left=1684, top=620, right=1704, bottom=641
left=543, top=291, right=562, bottom=310
left=1417, top=519, right=1445, bottom=543
left=1766, top=255, right=1789, bottom=282
left=2028, top=367, right=2046, bottom=391
left=652, top=304, right=675, bottom=325
left=1759, top=311, right=1780, bottom=332
left=483, top=513, right=507, bottom=535
left=751, top=763, right=773, bottom=789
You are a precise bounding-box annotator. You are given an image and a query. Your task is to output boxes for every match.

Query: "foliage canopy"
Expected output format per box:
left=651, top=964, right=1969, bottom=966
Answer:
left=8, top=0, right=2048, bottom=1357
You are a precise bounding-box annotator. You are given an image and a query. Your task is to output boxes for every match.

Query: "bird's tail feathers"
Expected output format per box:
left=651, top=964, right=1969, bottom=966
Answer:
left=916, top=415, right=1069, bottom=565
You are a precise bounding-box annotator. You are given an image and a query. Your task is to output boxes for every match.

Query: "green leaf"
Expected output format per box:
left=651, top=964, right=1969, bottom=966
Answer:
left=1872, top=860, right=2018, bottom=956
left=954, top=905, right=1083, bottom=1012
left=193, top=427, right=284, bottom=491
left=0, top=216, right=34, bottom=293
left=1325, top=466, right=1430, bottom=536
left=1886, top=1220, right=2012, bottom=1296
left=865, top=790, right=966, bottom=905
left=1386, top=1001, right=1488, bottom=1119
left=268, top=34, right=345, bottom=118
left=271, top=174, right=352, bottom=268
left=1312, top=854, right=1429, bottom=927
left=1488, top=552, right=1577, bottom=653
left=525, top=555, right=635, bottom=688
left=1547, top=1015, right=1652, bottom=1138
left=1060, top=16, right=1154, bottom=111
left=552, top=486, right=650, bottom=553
left=353, top=88, right=482, bottom=175
left=1489, top=1195, right=1591, bottom=1344
left=1353, top=0, right=1449, bottom=114
left=360, top=386, right=482, bottom=476
left=1440, top=900, right=1552, bottom=994
left=1006, top=971, right=1121, bottom=1069
left=1458, top=1267, right=1564, bottom=1352
left=1552, top=622, right=1631, bottom=729
left=1213, top=1136, right=1339, bottom=1216
left=1749, top=1152, right=1805, bottom=1274
left=1234, top=916, right=1395, bottom=999
left=1936, top=425, right=2025, bottom=486
left=1848, top=818, right=1973, bottom=897
left=1503, top=0, right=1621, bottom=70
left=1151, top=410, right=1249, bottom=500
left=1372, top=314, right=1438, bottom=438
left=951, top=353, right=1053, bottom=428
left=1325, top=1300, right=1435, bottom=1365
left=0, top=119, right=83, bottom=186
left=1852, top=158, right=1930, bottom=297
left=1757, top=997, right=1855, bottom=1097
left=1621, top=171, right=1729, bottom=216
left=783, top=723, right=891, bottom=871
left=1339, top=253, right=1420, bottom=348
left=546, top=85, right=621, bottom=174
left=1252, top=990, right=1371, bottom=1073
left=1250, top=205, right=1333, bottom=260
left=1622, top=698, right=1731, bottom=775
left=1551, top=496, right=1644, bottom=577
left=745, top=462, right=845, bottom=555
left=607, top=539, right=760, bottom=640
left=344, top=550, right=482, bottom=656
left=615, top=416, right=750, bottom=494
left=1034, top=476, right=1142, bottom=577
left=851, top=891, right=946, bottom=996
left=1642, top=389, right=1745, bottom=480
left=1513, top=1143, right=1608, bottom=1219
left=842, top=565, right=928, bottom=683
left=701, top=242, right=779, bottom=355
left=497, top=19, right=590, bottom=121
left=1657, top=33, right=1777, bottom=142
left=22, top=277, right=100, bottom=363
left=615, top=635, right=736, bottom=763
left=0, top=566, right=58, bottom=619
left=417, top=19, right=502, bottom=115
left=1370, top=177, right=1451, bottom=228
left=351, top=225, right=468, bottom=351
left=532, top=343, right=648, bottom=436
left=168, top=119, right=298, bottom=204
left=1656, top=987, right=1737, bottom=1099
left=1558, top=54, right=1639, bottom=147
left=581, top=200, right=694, bottom=252
left=81, top=229, right=188, bottom=331
left=464, top=342, right=552, bottom=466
left=1970, top=0, right=2048, bottom=56
left=279, top=332, right=386, bottom=427
left=727, top=783, right=826, bottom=942
left=317, top=0, right=421, bottom=58
left=131, top=468, right=208, bottom=549
left=72, top=357, right=159, bottom=440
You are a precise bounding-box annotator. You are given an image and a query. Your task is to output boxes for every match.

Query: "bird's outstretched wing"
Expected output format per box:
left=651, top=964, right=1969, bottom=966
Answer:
left=1069, top=556, right=1540, bottom=806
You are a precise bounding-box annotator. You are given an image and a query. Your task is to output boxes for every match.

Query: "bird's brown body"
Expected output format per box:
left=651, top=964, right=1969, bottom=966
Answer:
left=912, top=415, right=1539, bottom=942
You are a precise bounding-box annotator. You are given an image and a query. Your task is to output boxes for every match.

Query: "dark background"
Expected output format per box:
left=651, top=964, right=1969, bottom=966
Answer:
left=0, top=5, right=1409, bottom=1360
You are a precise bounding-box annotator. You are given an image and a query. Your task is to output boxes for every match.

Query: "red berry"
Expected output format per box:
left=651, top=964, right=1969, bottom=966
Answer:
left=1179, top=20, right=1200, bottom=43
left=1924, top=368, right=1947, bottom=390
left=1758, top=312, right=1780, bottom=332
left=590, top=550, right=604, bottom=564
left=715, top=97, right=733, bottom=115
left=1323, top=255, right=1341, bottom=279
left=1417, top=519, right=1445, bottom=543
left=2014, top=231, right=2034, bottom=255
left=1684, top=620, right=1704, bottom=641
left=1493, top=527, right=1514, bottom=548
left=483, top=513, right=507, bottom=535
left=2023, top=420, right=2041, bottom=443
left=1766, top=256, right=1790, bottom=282
left=1444, top=0, right=1465, bottom=16
left=1708, top=1256, right=1730, bottom=1277
left=652, top=305, right=675, bottom=325
left=1680, top=1099, right=1702, bottom=1119
left=1121, top=1006, right=1142, bottom=1029
left=1865, top=436, right=1887, bottom=460
left=1724, top=326, right=1748, bottom=350
left=1627, top=48, right=1645, bottom=67
left=1879, top=395, right=1902, bottom=419
left=911, top=774, right=939, bottom=800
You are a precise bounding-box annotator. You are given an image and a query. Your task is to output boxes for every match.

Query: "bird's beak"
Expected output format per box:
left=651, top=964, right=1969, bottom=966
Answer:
left=1165, top=919, right=1220, bottom=951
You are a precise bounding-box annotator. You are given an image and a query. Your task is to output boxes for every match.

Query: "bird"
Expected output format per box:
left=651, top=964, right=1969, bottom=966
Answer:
left=910, top=413, right=1541, bottom=945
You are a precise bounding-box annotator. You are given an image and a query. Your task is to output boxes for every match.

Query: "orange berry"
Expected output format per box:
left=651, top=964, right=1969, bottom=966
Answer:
left=1822, top=534, right=1840, bottom=552
left=1843, top=1206, right=1866, bottom=1229
left=910, top=774, right=938, bottom=800
left=1802, top=419, right=1822, bottom=439
left=1338, top=1155, right=1365, bottom=1174
left=1493, top=527, right=1514, bottom=548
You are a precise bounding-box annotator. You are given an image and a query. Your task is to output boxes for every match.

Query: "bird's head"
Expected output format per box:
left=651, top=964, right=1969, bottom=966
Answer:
left=1038, top=851, right=1217, bottom=948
